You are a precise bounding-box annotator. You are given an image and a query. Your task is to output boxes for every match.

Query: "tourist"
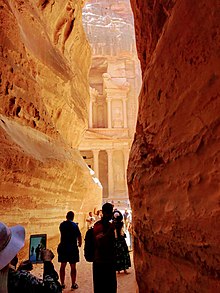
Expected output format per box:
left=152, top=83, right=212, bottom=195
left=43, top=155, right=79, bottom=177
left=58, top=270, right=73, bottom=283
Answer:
left=86, top=211, right=96, bottom=230
left=35, top=244, right=41, bottom=261
left=93, top=208, right=102, bottom=222
left=123, top=209, right=131, bottom=232
left=127, top=219, right=133, bottom=251
left=113, top=211, right=131, bottom=274
left=93, top=203, right=117, bottom=293
left=57, top=211, right=82, bottom=290
left=0, top=221, right=61, bottom=293
left=31, top=246, right=34, bottom=256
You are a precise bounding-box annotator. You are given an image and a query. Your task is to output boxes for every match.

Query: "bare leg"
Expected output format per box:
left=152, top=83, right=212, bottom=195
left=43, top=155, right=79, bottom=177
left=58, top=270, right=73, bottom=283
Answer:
left=60, top=262, right=67, bottom=286
left=70, top=263, right=77, bottom=286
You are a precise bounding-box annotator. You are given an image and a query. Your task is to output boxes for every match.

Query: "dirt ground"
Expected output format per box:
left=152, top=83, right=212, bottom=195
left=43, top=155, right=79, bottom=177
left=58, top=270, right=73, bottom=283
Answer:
left=33, top=249, right=137, bottom=293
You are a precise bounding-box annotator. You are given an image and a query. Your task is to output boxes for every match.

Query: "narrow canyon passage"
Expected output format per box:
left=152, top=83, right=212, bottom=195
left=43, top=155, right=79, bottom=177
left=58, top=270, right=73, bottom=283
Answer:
left=0, top=0, right=220, bottom=292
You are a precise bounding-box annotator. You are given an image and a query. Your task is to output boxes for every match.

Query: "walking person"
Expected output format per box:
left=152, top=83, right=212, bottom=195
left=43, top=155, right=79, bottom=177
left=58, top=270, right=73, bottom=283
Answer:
left=93, top=208, right=102, bottom=222
left=93, top=203, right=117, bottom=293
left=123, top=209, right=131, bottom=232
left=86, top=212, right=96, bottom=230
left=57, top=211, right=82, bottom=290
left=113, top=211, right=131, bottom=274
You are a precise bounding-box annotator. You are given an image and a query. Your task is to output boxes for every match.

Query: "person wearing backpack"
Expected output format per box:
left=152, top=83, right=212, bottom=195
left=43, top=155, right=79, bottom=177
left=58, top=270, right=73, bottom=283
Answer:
left=92, top=203, right=117, bottom=293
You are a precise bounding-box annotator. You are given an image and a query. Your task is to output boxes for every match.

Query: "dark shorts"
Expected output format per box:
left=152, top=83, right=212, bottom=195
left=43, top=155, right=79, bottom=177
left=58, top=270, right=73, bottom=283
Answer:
left=57, top=243, right=79, bottom=264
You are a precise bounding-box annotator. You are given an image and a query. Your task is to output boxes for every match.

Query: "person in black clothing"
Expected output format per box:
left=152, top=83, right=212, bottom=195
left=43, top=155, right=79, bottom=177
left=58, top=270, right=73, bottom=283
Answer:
left=113, top=211, right=131, bottom=274
left=35, top=244, right=41, bottom=261
left=57, top=211, right=82, bottom=290
left=93, top=203, right=117, bottom=293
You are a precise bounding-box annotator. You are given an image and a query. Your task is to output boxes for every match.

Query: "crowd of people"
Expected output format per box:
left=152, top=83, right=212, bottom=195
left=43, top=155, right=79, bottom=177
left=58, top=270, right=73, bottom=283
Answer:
left=0, top=203, right=133, bottom=293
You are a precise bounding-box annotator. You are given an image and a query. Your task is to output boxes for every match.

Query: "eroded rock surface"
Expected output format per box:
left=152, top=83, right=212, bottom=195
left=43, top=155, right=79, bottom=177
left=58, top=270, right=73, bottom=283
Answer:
left=128, top=0, right=220, bottom=292
left=0, top=0, right=101, bottom=252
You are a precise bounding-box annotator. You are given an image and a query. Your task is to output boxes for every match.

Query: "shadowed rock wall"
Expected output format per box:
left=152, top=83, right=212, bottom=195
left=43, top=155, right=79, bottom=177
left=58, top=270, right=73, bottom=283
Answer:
left=128, top=0, right=220, bottom=292
left=0, top=0, right=102, bottom=253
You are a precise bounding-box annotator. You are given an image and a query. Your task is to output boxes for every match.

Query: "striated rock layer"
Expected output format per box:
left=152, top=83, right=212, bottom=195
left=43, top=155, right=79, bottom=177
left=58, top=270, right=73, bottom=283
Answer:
left=0, top=0, right=102, bottom=255
left=128, top=0, right=220, bottom=292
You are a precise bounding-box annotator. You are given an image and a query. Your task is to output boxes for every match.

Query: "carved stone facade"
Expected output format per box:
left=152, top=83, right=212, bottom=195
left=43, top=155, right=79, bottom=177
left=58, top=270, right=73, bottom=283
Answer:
left=79, top=0, right=141, bottom=208
left=79, top=56, right=140, bottom=208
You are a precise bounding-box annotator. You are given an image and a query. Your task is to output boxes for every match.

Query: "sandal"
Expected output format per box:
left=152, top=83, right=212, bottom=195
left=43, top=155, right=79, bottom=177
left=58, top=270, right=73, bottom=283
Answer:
left=71, top=283, right=79, bottom=290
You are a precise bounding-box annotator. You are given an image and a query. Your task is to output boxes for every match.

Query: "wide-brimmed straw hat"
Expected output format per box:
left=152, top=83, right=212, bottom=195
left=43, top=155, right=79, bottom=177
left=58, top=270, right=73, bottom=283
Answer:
left=0, top=222, right=25, bottom=270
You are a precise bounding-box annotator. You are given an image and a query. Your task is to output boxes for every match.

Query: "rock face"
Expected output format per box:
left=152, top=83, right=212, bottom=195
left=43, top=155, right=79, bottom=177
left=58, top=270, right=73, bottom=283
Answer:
left=128, top=0, right=220, bottom=292
left=0, top=0, right=102, bottom=253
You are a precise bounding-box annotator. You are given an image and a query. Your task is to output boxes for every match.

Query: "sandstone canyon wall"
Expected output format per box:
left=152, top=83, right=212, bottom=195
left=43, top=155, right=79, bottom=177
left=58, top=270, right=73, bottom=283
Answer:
left=0, top=0, right=102, bottom=255
left=128, top=0, right=220, bottom=292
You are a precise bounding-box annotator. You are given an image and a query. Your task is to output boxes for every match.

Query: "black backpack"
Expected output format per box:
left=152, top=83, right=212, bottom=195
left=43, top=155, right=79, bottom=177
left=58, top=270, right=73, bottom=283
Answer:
left=84, top=227, right=95, bottom=262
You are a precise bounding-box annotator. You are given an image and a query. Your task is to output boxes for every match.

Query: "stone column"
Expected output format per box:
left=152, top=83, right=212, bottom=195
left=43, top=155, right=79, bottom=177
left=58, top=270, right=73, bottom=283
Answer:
left=106, top=149, right=114, bottom=198
left=89, top=88, right=98, bottom=128
left=92, top=149, right=100, bottom=178
left=122, top=98, right=128, bottom=128
left=123, top=149, right=129, bottom=195
left=107, top=98, right=112, bottom=128
left=89, top=99, right=93, bottom=128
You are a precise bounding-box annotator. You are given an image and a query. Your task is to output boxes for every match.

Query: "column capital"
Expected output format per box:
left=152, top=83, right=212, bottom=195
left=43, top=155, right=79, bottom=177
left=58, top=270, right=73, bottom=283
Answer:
left=106, top=149, right=113, bottom=155
left=92, top=149, right=100, bottom=154
left=122, top=148, right=129, bottom=154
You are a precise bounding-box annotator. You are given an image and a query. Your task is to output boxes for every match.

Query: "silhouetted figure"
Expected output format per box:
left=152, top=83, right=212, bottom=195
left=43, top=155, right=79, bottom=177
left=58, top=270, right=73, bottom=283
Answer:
left=31, top=246, right=34, bottom=256
left=113, top=211, right=131, bottom=274
left=35, top=244, right=41, bottom=261
left=93, top=203, right=117, bottom=293
left=57, top=211, right=82, bottom=290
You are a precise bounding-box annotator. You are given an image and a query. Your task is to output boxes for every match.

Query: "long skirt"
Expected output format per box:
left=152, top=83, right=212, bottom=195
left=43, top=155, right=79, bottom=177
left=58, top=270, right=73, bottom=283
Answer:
left=114, top=236, right=131, bottom=272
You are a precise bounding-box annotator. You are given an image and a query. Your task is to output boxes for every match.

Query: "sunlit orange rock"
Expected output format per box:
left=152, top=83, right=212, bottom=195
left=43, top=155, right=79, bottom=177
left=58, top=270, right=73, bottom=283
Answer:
left=0, top=0, right=101, bottom=253
left=128, top=0, right=220, bottom=292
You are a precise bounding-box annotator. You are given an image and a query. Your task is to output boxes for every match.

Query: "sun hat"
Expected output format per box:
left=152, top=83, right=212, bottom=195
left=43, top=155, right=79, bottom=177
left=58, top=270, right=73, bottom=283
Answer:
left=0, top=222, right=25, bottom=270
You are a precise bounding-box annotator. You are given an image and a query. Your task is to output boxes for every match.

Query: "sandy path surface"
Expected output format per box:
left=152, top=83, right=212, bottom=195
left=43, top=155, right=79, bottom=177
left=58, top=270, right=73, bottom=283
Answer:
left=33, top=249, right=136, bottom=293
